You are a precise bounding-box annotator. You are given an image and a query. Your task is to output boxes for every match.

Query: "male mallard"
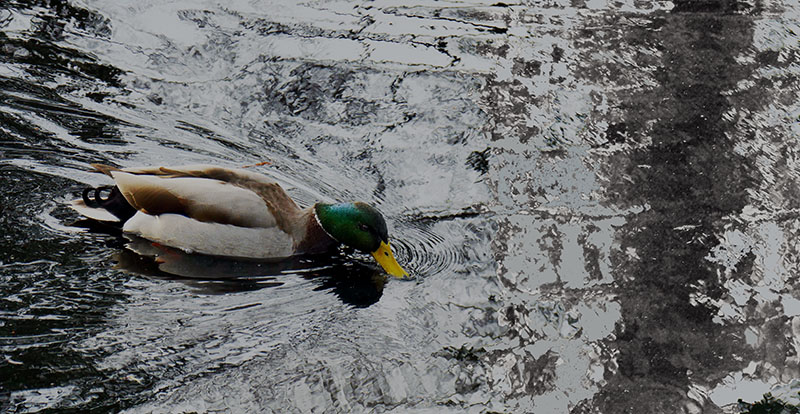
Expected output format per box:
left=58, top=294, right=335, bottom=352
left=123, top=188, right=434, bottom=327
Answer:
left=69, top=164, right=408, bottom=278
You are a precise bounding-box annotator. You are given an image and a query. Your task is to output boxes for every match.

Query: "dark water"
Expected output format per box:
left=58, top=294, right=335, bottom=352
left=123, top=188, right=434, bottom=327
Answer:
left=2, top=0, right=800, bottom=412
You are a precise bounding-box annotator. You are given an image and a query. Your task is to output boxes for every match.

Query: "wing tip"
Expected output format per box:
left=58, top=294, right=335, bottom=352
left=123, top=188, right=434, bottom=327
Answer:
left=90, top=163, right=123, bottom=177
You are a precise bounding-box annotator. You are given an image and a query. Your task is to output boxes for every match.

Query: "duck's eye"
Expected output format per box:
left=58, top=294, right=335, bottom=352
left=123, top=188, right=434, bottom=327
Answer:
left=359, top=224, right=370, bottom=232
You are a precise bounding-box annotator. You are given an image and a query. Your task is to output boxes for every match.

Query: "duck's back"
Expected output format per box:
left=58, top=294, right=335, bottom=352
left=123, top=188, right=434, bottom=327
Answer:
left=71, top=164, right=304, bottom=259
left=111, top=172, right=277, bottom=228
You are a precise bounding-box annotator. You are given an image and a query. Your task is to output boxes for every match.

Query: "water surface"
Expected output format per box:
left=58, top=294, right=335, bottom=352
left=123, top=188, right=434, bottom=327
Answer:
left=2, top=0, right=800, bottom=412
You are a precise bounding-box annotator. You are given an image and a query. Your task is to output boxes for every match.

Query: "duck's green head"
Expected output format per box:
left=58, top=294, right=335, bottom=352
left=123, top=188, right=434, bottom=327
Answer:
left=314, top=202, right=408, bottom=278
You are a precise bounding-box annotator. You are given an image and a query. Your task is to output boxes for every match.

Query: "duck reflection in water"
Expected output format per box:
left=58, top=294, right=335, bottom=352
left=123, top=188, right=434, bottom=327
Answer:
left=78, top=221, right=386, bottom=307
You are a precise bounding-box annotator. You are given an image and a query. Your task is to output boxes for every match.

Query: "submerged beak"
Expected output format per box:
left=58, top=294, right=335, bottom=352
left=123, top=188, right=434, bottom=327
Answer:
left=371, top=241, right=408, bottom=278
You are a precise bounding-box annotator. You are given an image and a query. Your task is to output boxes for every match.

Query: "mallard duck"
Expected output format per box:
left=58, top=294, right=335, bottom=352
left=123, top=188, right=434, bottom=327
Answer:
left=70, top=164, right=408, bottom=278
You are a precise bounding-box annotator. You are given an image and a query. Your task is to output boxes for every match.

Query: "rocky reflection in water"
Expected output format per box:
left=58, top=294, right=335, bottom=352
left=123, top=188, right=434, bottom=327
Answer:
left=586, top=5, right=761, bottom=412
left=482, top=0, right=800, bottom=412
left=2, top=0, right=800, bottom=412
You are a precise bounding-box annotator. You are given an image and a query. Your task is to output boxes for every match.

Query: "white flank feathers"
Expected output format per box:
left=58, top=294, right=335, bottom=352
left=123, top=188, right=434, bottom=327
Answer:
left=122, top=212, right=294, bottom=259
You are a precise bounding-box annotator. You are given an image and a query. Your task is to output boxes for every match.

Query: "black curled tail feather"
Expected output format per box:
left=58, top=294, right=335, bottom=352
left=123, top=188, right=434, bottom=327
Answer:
left=82, top=187, right=99, bottom=207
left=82, top=185, right=137, bottom=222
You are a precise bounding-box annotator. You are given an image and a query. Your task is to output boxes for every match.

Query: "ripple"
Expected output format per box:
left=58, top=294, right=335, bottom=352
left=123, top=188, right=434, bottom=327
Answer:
left=393, top=219, right=465, bottom=278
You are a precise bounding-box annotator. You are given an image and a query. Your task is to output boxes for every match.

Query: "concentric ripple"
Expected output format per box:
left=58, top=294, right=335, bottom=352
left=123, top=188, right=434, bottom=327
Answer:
left=392, top=219, right=468, bottom=278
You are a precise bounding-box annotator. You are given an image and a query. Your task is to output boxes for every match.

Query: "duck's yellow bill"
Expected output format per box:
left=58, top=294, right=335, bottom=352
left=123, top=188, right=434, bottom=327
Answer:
left=371, top=241, right=408, bottom=278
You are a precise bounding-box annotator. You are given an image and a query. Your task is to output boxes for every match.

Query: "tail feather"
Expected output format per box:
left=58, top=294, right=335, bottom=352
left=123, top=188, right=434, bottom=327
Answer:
left=70, top=199, right=120, bottom=222
left=71, top=185, right=137, bottom=223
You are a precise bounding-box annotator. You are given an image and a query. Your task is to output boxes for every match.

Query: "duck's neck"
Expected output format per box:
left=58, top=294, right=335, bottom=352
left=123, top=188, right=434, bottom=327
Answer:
left=294, top=206, right=338, bottom=255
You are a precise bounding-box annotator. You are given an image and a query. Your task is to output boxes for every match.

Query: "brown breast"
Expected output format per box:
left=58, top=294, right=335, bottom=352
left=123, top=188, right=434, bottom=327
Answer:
left=293, top=207, right=338, bottom=255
